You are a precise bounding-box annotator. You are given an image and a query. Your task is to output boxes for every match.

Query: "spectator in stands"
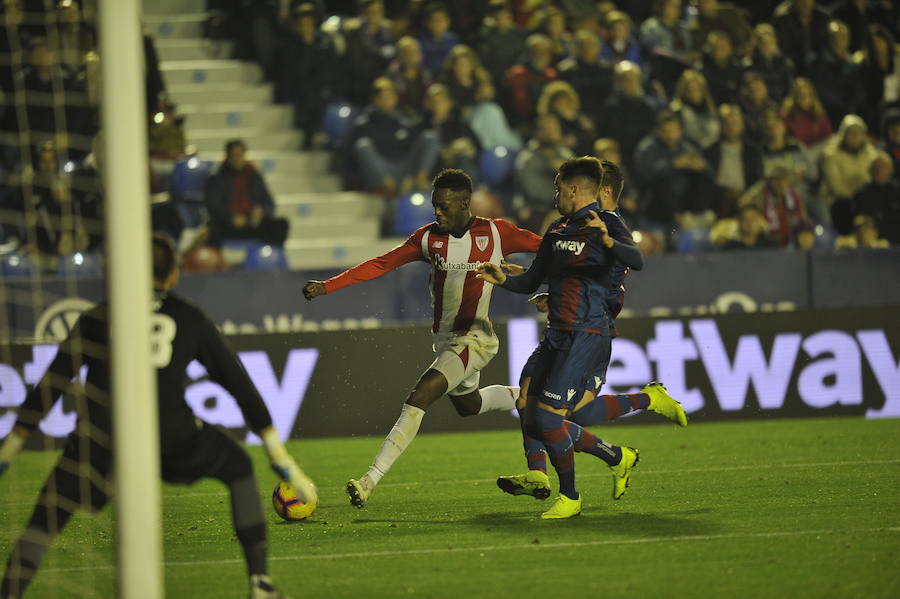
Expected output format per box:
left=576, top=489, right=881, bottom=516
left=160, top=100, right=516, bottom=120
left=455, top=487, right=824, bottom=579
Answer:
left=792, top=219, right=817, bottom=250
left=341, top=0, right=396, bottom=106
left=593, top=137, right=639, bottom=222
left=830, top=0, right=898, bottom=54
left=701, top=30, right=743, bottom=105
left=704, top=104, right=764, bottom=215
left=717, top=205, right=778, bottom=250
left=599, top=61, right=661, bottom=171
left=639, top=0, right=693, bottom=60
left=275, top=3, right=338, bottom=147
left=387, top=36, right=432, bottom=115
left=742, top=23, right=795, bottom=103
left=476, top=0, right=526, bottom=89
left=852, top=152, right=900, bottom=244
left=438, top=44, right=492, bottom=114
left=835, top=214, right=890, bottom=248
left=857, top=24, right=900, bottom=134
left=538, top=5, right=574, bottom=63
left=808, top=20, right=864, bottom=129
left=350, top=77, right=438, bottom=196
left=761, top=107, right=817, bottom=211
left=424, top=84, right=480, bottom=176
left=464, top=79, right=523, bottom=151
left=740, top=166, right=807, bottom=247
left=780, top=77, right=832, bottom=152
left=688, top=0, right=753, bottom=56
left=882, top=109, right=900, bottom=182
left=418, top=2, right=459, bottom=75
left=670, top=69, right=720, bottom=149
left=148, top=97, right=186, bottom=160
left=143, top=29, right=166, bottom=115
left=204, top=139, right=288, bottom=249
left=633, top=110, right=714, bottom=224
left=821, top=113, right=880, bottom=232
left=772, top=0, right=830, bottom=75
left=600, top=11, right=642, bottom=65
left=55, top=0, right=95, bottom=77
left=739, top=71, right=777, bottom=142
left=503, top=33, right=558, bottom=127
left=536, top=81, right=595, bottom=156
left=557, top=30, right=613, bottom=125
left=513, top=113, right=573, bottom=232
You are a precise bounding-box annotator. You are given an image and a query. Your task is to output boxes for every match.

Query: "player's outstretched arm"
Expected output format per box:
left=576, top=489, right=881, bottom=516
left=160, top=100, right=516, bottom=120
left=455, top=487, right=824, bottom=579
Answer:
left=260, top=426, right=318, bottom=504
left=583, top=210, right=643, bottom=270
left=303, top=280, right=326, bottom=301
left=476, top=262, right=508, bottom=285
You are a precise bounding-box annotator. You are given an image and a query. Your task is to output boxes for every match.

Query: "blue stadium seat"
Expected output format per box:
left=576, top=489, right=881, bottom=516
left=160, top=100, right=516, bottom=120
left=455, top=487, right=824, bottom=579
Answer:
left=243, top=244, right=288, bottom=271
left=57, top=252, right=103, bottom=277
left=478, top=146, right=517, bottom=186
left=676, top=227, right=711, bottom=253
left=170, top=156, right=215, bottom=227
left=322, top=101, right=357, bottom=148
left=393, top=191, right=434, bottom=236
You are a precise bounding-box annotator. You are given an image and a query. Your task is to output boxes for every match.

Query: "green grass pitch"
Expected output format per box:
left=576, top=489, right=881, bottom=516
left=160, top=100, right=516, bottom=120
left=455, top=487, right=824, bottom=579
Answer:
left=1, top=416, right=898, bottom=598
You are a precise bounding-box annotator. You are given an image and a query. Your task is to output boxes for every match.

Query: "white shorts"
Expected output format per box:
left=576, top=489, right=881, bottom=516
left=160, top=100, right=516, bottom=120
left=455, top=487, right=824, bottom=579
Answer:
left=428, top=330, right=500, bottom=396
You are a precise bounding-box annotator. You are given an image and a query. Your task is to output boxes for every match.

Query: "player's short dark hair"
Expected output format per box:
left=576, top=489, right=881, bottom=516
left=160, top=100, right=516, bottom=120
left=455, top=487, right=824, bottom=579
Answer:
left=224, top=139, right=246, bottom=154
left=432, top=168, right=472, bottom=196
left=152, top=233, right=178, bottom=283
left=599, top=159, right=625, bottom=202
left=558, top=156, right=603, bottom=190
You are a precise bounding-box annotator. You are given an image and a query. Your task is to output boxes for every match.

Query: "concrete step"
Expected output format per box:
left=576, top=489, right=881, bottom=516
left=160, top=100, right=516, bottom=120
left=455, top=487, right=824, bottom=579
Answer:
left=198, top=150, right=327, bottom=178
left=274, top=192, right=380, bottom=220
left=160, top=61, right=262, bottom=86
left=169, top=83, right=273, bottom=105
left=156, top=39, right=235, bottom=62
left=287, top=217, right=380, bottom=241
left=143, top=0, right=206, bottom=16
left=285, top=237, right=403, bottom=270
left=187, top=128, right=303, bottom=153
left=179, top=105, right=294, bottom=130
left=144, top=13, right=207, bottom=39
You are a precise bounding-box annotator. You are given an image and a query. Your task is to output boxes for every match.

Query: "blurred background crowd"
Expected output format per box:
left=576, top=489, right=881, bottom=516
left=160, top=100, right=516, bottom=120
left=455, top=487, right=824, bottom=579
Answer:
left=1, top=0, right=899, bottom=272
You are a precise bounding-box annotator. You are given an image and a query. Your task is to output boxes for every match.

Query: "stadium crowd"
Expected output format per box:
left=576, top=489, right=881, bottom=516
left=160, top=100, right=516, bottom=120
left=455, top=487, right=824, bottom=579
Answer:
left=1, top=0, right=899, bottom=270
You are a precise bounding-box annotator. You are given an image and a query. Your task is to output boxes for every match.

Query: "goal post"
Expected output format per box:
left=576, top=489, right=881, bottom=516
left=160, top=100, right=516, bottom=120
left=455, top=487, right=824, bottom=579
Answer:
left=97, top=0, right=163, bottom=597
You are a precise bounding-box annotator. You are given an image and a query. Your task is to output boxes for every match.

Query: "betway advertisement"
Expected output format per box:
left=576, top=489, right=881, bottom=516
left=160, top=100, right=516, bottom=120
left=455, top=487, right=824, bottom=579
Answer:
left=0, top=306, right=897, bottom=443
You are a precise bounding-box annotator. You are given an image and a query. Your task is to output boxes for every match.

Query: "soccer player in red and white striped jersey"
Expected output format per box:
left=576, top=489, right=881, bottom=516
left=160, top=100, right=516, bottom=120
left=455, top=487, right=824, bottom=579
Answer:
left=303, top=169, right=541, bottom=507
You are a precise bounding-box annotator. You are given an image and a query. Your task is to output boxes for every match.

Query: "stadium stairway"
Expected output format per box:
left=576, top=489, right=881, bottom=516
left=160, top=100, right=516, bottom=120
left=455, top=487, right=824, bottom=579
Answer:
left=143, top=0, right=401, bottom=270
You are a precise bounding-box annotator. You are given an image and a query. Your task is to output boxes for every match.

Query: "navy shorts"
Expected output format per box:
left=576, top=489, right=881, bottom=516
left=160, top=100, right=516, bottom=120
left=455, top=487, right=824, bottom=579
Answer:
left=526, top=328, right=612, bottom=411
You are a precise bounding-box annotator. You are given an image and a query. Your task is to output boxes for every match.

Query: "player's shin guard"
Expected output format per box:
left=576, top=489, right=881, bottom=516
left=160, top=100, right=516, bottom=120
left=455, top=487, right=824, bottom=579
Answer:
left=229, top=475, right=268, bottom=577
left=517, top=407, right=547, bottom=473
left=527, top=409, right=576, bottom=500
left=565, top=420, right=622, bottom=466
left=570, top=393, right=651, bottom=426
left=477, top=385, right=518, bottom=414
left=369, top=403, right=425, bottom=485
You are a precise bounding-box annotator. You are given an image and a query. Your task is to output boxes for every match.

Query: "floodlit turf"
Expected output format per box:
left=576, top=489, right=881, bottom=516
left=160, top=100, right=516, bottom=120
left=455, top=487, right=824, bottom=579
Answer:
left=1, top=416, right=899, bottom=599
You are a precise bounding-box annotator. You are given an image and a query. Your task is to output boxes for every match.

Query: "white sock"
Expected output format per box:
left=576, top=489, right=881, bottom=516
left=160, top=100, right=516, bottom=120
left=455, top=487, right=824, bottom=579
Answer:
left=367, top=403, right=426, bottom=485
left=477, top=385, right=519, bottom=415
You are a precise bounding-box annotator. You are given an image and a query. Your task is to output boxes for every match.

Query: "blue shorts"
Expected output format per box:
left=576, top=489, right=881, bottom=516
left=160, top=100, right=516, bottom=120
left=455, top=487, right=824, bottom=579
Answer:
left=525, top=328, right=612, bottom=411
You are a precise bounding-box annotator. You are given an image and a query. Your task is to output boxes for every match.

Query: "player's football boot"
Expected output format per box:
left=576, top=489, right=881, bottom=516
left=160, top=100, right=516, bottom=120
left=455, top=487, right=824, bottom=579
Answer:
left=346, top=476, right=373, bottom=508
left=643, top=382, right=688, bottom=427
left=540, top=493, right=582, bottom=519
left=610, top=446, right=639, bottom=500
left=249, top=574, right=289, bottom=599
left=496, top=470, right=552, bottom=500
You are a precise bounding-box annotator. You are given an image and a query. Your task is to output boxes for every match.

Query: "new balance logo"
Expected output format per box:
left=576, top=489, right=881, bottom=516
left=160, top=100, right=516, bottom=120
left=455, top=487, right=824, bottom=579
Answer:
left=432, top=241, right=444, bottom=248
left=553, top=240, right=586, bottom=255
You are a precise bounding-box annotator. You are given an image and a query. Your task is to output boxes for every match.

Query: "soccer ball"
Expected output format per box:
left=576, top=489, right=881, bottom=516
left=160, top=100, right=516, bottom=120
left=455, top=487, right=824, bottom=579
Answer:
left=272, top=481, right=317, bottom=521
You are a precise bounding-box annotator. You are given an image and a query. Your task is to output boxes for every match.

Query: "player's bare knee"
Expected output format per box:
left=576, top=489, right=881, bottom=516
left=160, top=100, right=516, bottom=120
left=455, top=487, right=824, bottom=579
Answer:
left=449, top=393, right=480, bottom=417
left=406, top=370, right=448, bottom=410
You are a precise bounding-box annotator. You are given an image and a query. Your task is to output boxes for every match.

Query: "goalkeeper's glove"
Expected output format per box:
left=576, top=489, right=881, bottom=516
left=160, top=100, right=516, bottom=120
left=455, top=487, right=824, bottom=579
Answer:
left=260, top=427, right=318, bottom=504
left=0, top=427, right=27, bottom=477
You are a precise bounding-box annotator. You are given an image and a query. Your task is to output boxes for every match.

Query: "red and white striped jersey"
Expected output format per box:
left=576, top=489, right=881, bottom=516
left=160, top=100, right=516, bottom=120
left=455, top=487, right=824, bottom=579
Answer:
left=322, top=217, right=541, bottom=334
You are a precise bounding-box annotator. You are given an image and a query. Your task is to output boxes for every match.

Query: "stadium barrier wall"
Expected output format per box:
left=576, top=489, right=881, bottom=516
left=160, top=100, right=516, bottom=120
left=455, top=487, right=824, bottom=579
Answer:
left=3, top=248, right=900, bottom=340
left=2, top=305, right=897, bottom=445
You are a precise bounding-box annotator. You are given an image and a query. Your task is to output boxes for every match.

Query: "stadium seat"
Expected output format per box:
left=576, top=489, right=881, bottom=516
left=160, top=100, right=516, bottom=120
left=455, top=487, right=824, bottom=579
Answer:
left=393, top=191, right=434, bottom=236
left=322, top=101, right=358, bottom=149
left=478, top=146, right=517, bottom=186
left=57, top=251, right=103, bottom=277
left=170, top=156, right=215, bottom=228
left=244, top=244, right=288, bottom=271
left=676, top=227, right=711, bottom=253
left=1, top=251, right=36, bottom=278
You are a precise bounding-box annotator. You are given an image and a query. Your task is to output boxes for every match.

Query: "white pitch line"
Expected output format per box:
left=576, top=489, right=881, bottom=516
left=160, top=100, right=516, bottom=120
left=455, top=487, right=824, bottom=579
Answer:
left=37, top=526, right=900, bottom=573
left=2, top=458, right=898, bottom=507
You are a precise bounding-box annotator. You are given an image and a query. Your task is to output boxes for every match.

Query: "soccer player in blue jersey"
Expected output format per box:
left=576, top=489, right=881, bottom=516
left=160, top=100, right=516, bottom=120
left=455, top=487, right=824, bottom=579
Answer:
left=477, top=157, right=684, bottom=519
left=496, top=160, right=687, bottom=502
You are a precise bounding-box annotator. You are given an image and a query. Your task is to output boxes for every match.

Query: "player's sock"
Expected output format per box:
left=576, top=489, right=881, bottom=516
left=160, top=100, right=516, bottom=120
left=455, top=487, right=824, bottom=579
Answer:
left=476, top=385, right=518, bottom=414
left=565, top=420, right=622, bottom=466
left=368, top=403, right=426, bottom=485
left=517, top=407, right=547, bottom=474
left=229, top=475, right=268, bottom=577
left=528, top=409, right=577, bottom=500
left=570, top=392, right=651, bottom=425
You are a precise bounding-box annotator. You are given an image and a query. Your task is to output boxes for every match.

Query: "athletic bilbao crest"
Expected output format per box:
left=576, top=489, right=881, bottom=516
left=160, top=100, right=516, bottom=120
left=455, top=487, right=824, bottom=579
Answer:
left=475, top=236, right=489, bottom=251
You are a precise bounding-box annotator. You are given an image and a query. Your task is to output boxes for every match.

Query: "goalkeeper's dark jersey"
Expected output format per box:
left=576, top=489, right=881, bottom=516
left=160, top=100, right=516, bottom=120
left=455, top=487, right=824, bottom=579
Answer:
left=14, top=291, right=273, bottom=452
